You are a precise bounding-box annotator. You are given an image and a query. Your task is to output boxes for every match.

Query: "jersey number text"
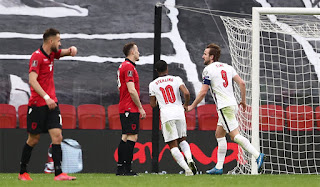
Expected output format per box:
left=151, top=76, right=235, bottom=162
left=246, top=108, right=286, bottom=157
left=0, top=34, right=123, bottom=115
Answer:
left=221, top=70, right=228, bottom=88
left=159, top=85, right=176, bottom=104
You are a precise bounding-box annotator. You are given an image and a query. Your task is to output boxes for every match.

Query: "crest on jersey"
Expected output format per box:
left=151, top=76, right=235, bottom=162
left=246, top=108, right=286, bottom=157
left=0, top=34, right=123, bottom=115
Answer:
left=128, top=70, right=133, bottom=77
left=32, top=60, right=38, bottom=67
left=203, top=70, right=208, bottom=76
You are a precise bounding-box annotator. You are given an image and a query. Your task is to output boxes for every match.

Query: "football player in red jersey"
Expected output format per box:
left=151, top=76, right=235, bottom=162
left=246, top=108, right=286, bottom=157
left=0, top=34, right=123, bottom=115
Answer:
left=116, top=42, right=146, bottom=176
left=18, top=28, right=77, bottom=181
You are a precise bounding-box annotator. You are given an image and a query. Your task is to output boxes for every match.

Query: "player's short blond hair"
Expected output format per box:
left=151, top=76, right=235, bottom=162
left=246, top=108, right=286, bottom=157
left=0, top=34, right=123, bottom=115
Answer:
left=206, top=43, right=221, bottom=62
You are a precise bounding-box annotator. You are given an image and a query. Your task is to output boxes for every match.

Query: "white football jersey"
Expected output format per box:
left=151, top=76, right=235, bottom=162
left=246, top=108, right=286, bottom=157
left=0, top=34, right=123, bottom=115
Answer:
left=202, top=62, right=238, bottom=109
left=149, top=75, right=186, bottom=123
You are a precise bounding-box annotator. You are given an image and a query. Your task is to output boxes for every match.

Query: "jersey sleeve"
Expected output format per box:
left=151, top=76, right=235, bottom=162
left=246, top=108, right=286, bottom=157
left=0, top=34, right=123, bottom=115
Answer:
left=29, top=53, right=42, bottom=74
left=202, top=67, right=211, bottom=85
left=231, top=66, right=238, bottom=78
left=176, top=76, right=185, bottom=87
left=123, top=65, right=135, bottom=83
left=54, top=49, right=62, bottom=59
left=149, top=82, right=155, bottom=96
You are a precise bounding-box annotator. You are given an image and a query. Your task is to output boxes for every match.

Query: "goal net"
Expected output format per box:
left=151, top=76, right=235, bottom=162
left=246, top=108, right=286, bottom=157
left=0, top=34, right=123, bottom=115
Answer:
left=221, top=8, right=320, bottom=174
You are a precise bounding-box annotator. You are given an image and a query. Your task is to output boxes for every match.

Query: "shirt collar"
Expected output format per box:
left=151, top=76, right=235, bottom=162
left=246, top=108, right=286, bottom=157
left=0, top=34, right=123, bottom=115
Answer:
left=125, top=58, right=136, bottom=67
left=40, top=45, right=51, bottom=59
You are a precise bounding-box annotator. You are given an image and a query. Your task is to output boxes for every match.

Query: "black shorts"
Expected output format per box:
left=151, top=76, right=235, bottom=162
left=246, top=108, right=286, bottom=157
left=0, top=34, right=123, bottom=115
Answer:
left=27, top=104, right=62, bottom=134
left=120, top=112, right=140, bottom=134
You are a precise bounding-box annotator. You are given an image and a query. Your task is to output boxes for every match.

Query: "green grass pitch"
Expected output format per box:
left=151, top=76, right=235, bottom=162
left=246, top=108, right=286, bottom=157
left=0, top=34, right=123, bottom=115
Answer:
left=0, top=173, right=319, bottom=187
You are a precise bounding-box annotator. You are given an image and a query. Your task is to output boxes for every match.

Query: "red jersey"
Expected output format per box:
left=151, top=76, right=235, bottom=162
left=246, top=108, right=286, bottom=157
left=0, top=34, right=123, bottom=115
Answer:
left=28, top=46, right=61, bottom=107
left=117, top=58, right=140, bottom=113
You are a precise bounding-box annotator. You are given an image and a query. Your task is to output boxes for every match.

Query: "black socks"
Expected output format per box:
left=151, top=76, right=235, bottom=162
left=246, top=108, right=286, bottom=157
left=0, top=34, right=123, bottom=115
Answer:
left=20, top=143, right=33, bottom=174
left=52, top=144, right=62, bottom=176
left=117, top=140, right=127, bottom=165
left=117, top=139, right=136, bottom=170
left=126, top=140, right=136, bottom=165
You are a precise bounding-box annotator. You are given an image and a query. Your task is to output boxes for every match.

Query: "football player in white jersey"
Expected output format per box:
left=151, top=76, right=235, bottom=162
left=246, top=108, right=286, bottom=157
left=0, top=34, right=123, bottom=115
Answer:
left=188, top=43, right=265, bottom=174
left=149, top=60, right=197, bottom=176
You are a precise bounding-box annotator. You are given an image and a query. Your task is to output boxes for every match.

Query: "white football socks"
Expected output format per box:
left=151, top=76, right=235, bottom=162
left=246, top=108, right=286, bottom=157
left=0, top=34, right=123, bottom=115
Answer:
left=216, top=137, right=227, bottom=169
left=171, top=147, right=190, bottom=171
left=234, top=134, right=260, bottom=159
left=179, top=140, right=193, bottom=163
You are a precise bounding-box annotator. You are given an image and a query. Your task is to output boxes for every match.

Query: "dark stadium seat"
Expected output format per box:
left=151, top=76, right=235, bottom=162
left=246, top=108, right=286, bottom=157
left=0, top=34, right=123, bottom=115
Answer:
left=185, top=109, right=196, bottom=130
left=285, top=105, right=313, bottom=131
left=59, top=104, right=76, bottom=129
left=140, top=104, right=161, bottom=130
left=107, top=104, right=121, bottom=130
left=197, top=104, right=218, bottom=131
left=259, top=105, right=284, bottom=131
left=0, top=104, right=17, bottom=128
left=18, top=104, right=28, bottom=128
left=315, top=106, right=320, bottom=131
left=77, top=104, right=106, bottom=129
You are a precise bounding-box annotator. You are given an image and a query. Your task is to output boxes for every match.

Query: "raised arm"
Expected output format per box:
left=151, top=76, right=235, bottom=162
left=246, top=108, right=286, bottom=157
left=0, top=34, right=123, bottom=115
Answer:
left=60, top=46, right=77, bottom=57
left=187, top=84, right=209, bottom=111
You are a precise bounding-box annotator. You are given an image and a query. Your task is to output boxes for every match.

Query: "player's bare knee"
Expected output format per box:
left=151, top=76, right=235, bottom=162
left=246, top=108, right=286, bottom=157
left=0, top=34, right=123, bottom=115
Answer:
left=230, top=136, right=235, bottom=141
left=177, top=137, right=186, bottom=144
left=51, top=134, right=63, bottom=144
left=27, top=134, right=40, bottom=146
left=215, top=132, right=225, bottom=139
left=27, top=138, right=39, bottom=146
left=127, top=134, right=138, bottom=142
left=121, top=134, right=128, bottom=142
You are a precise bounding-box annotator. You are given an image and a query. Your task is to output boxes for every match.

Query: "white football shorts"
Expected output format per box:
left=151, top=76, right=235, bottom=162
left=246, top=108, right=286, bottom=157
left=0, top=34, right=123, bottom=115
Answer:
left=217, top=105, right=239, bottom=133
left=161, top=119, right=187, bottom=143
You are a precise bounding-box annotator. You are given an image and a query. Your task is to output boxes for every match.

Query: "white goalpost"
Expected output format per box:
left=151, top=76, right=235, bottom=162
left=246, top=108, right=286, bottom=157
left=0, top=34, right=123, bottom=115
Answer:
left=221, top=7, right=320, bottom=174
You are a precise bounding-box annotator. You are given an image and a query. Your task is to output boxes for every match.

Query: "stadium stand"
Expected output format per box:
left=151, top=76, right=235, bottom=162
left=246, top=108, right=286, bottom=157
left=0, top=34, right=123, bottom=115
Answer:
left=286, top=105, right=314, bottom=131
left=107, top=104, right=121, bottom=130
left=77, top=104, right=106, bottom=129
left=185, top=109, right=196, bottom=130
left=0, top=104, right=17, bottom=128
left=197, top=104, right=218, bottom=130
left=18, top=104, right=28, bottom=128
left=259, top=105, right=284, bottom=131
left=140, top=104, right=161, bottom=130
left=59, top=104, right=76, bottom=129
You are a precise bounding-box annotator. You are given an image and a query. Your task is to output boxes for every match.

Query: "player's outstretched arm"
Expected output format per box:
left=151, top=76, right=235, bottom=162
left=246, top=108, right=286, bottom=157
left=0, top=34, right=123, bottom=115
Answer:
left=187, top=84, right=209, bottom=112
left=60, top=46, right=77, bottom=57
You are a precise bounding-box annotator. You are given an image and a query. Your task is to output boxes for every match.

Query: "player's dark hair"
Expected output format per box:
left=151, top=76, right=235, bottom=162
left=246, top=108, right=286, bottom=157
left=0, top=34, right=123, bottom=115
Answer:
left=206, top=43, right=221, bottom=61
left=43, top=28, right=60, bottom=41
left=155, top=60, right=167, bottom=73
left=123, top=42, right=136, bottom=57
